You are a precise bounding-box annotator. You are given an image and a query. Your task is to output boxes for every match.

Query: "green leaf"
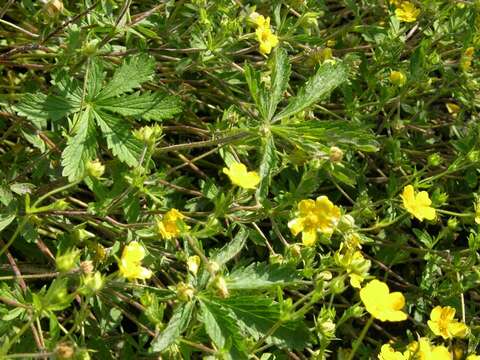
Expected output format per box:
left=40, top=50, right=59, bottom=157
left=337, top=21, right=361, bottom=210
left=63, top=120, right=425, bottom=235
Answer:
left=61, top=108, right=97, bottom=181
left=212, top=226, right=248, bottom=266
left=199, top=299, right=248, bottom=359
left=267, top=48, right=291, bottom=121
left=226, top=263, right=300, bottom=290
left=97, top=91, right=183, bottom=121
left=0, top=214, right=15, bottom=233
left=273, top=62, right=347, bottom=121
left=255, top=134, right=277, bottom=203
left=244, top=64, right=268, bottom=121
left=14, top=93, right=77, bottom=128
left=220, top=296, right=310, bottom=350
left=86, top=58, right=106, bottom=100
left=150, top=302, right=194, bottom=352
left=93, top=110, right=143, bottom=167
left=96, top=55, right=156, bottom=100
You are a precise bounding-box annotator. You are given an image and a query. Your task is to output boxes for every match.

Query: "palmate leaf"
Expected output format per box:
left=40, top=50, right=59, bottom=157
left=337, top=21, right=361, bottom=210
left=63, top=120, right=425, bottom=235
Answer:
left=93, top=110, right=144, bottom=167
left=96, top=91, right=183, bottom=121
left=273, top=62, right=347, bottom=121
left=150, top=302, right=194, bottom=352
left=61, top=108, right=97, bottom=181
left=96, top=54, right=156, bottom=100
left=225, top=263, right=301, bottom=290
left=219, top=296, right=310, bottom=350
left=199, top=299, right=248, bottom=359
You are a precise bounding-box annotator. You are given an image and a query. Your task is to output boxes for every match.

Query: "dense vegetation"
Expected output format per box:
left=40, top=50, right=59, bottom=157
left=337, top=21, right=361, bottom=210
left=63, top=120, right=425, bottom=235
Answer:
left=1, top=0, right=480, bottom=359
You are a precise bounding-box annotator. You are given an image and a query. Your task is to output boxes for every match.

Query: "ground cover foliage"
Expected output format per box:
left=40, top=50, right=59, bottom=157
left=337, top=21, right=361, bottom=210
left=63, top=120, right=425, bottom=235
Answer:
left=1, top=0, right=480, bottom=359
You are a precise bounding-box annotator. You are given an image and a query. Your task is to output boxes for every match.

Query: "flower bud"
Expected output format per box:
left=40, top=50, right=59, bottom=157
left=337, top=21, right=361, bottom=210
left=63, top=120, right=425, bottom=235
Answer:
left=177, top=282, right=195, bottom=302
left=187, top=255, right=201, bottom=275
left=329, top=146, right=343, bottom=163
left=447, top=217, right=459, bottom=230
left=207, top=261, right=220, bottom=274
left=80, top=272, right=104, bottom=295
left=55, top=342, right=75, bottom=360
left=86, top=159, right=105, bottom=179
left=56, top=249, right=80, bottom=273
left=42, top=0, right=64, bottom=17
left=133, top=125, right=162, bottom=146
left=80, top=260, right=94, bottom=274
left=427, top=153, right=442, bottom=167
left=389, top=70, right=406, bottom=86
left=289, top=244, right=301, bottom=257
left=214, top=276, right=229, bottom=298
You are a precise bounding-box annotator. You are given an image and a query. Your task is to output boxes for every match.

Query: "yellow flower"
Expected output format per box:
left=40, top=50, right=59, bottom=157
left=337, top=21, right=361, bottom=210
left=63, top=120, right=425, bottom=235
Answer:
left=378, top=344, right=405, bottom=360
left=360, top=279, right=407, bottom=322
left=157, top=209, right=188, bottom=240
left=390, top=70, right=407, bottom=86
left=460, top=47, right=475, bottom=71
left=466, top=355, right=480, bottom=360
left=446, top=102, right=460, bottom=115
left=118, top=241, right=152, bottom=280
left=427, top=306, right=469, bottom=339
left=404, top=338, right=451, bottom=360
left=401, top=185, right=436, bottom=221
left=395, top=2, right=420, bottom=23
left=251, top=15, right=279, bottom=55
left=256, top=25, right=279, bottom=55
left=222, top=162, right=260, bottom=189
left=288, top=196, right=341, bottom=246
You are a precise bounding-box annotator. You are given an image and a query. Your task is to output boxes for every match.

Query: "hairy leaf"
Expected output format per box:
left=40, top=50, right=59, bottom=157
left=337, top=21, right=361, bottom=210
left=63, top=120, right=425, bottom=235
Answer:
left=97, top=91, right=183, bottom=121
left=267, top=48, right=291, bottom=121
left=212, top=226, right=248, bottom=266
left=226, top=263, right=300, bottom=290
left=14, top=93, right=77, bottom=128
left=93, top=110, right=144, bottom=167
left=199, top=299, right=248, bottom=359
left=274, top=62, right=347, bottom=121
left=220, top=296, right=310, bottom=350
left=244, top=64, right=268, bottom=121
left=150, top=302, right=194, bottom=352
left=96, top=55, right=156, bottom=100
left=61, top=108, right=97, bottom=181
left=255, top=134, right=277, bottom=203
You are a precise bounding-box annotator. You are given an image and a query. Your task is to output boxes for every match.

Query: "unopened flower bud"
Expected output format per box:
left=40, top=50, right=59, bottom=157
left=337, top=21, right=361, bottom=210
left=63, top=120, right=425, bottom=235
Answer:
left=289, top=244, right=301, bottom=257
left=55, top=342, right=75, bottom=359
left=447, top=217, right=459, bottom=230
left=207, top=261, right=220, bottom=274
left=187, top=255, right=201, bottom=275
left=329, top=146, right=343, bottom=163
left=80, top=260, right=94, bottom=274
left=389, top=70, right=406, bottom=86
left=42, top=0, right=64, bottom=17
left=133, top=125, right=162, bottom=146
left=86, top=159, right=105, bottom=179
left=80, top=272, right=104, bottom=295
left=177, top=282, right=195, bottom=302
left=56, top=249, right=80, bottom=273
left=214, top=276, right=229, bottom=298
left=427, top=153, right=442, bottom=167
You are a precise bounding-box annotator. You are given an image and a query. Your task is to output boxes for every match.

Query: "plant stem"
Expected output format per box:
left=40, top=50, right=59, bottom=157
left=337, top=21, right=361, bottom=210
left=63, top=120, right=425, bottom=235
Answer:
left=347, top=316, right=374, bottom=360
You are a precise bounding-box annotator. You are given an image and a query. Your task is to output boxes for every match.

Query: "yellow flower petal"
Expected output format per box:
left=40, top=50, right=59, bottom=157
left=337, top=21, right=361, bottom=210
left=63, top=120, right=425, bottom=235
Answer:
left=223, top=162, right=260, bottom=189
left=360, top=279, right=407, bottom=322
left=302, top=228, right=317, bottom=247
left=287, top=218, right=305, bottom=236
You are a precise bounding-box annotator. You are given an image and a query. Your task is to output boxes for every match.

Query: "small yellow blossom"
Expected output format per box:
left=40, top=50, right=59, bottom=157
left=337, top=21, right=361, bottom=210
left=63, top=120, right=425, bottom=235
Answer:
left=446, top=102, right=461, bottom=116
left=395, top=2, right=420, bottom=23
left=401, top=185, right=436, bottom=221
left=86, top=159, right=105, bottom=178
left=390, top=71, right=407, bottom=86
left=378, top=344, right=405, bottom=360
left=335, top=249, right=371, bottom=289
left=288, top=196, right=341, bottom=246
left=251, top=15, right=279, bottom=55
left=427, top=306, right=469, bottom=339
left=157, top=209, right=188, bottom=240
left=118, top=241, right=152, bottom=280
left=460, top=47, right=475, bottom=71
left=466, top=355, right=480, bottom=360
left=475, top=201, right=480, bottom=224
left=404, top=338, right=451, bottom=360
left=187, top=255, right=201, bottom=275
left=360, top=279, right=407, bottom=322
left=222, top=162, right=260, bottom=189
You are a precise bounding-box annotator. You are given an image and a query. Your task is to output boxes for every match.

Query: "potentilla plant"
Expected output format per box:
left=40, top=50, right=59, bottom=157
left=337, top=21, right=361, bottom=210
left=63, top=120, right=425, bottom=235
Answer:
left=0, top=0, right=479, bottom=359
